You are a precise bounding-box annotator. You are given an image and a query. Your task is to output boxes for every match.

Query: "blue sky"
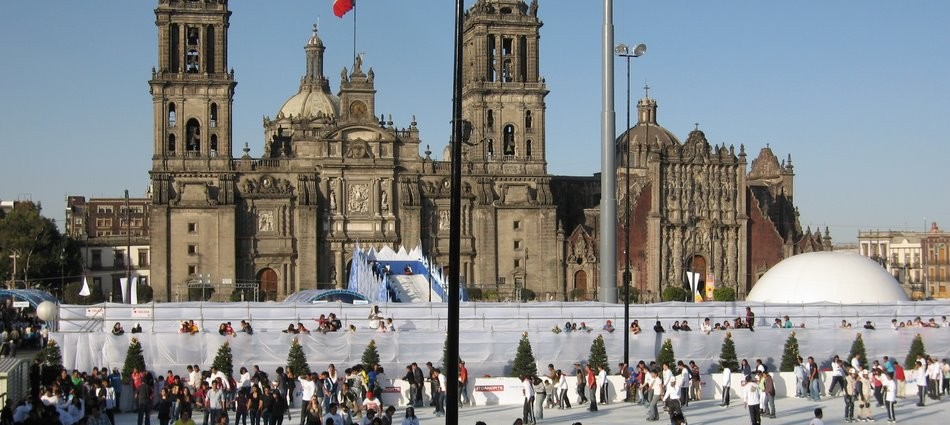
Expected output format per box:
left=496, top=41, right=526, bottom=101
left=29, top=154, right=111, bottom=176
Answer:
left=1, top=1, right=948, bottom=243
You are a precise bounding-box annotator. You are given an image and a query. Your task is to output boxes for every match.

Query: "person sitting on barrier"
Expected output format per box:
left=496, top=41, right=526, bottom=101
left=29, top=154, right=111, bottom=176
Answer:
left=218, top=323, right=228, bottom=336
left=111, top=322, right=125, bottom=336
left=722, top=321, right=732, bottom=330
left=284, top=323, right=298, bottom=334
left=680, top=321, right=692, bottom=331
left=577, top=322, right=592, bottom=332
left=784, top=316, right=794, bottom=328
left=385, top=318, right=396, bottom=332
left=187, top=320, right=200, bottom=334
left=701, top=318, right=712, bottom=334
left=653, top=320, right=665, bottom=333
left=240, top=320, right=253, bottom=335
left=602, top=320, right=615, bottom=333
left=296, top=322, right=311, bottom=334
left=671, top=321, right=681, bottom=331
left=563, top=322, right=573, bottom=333
left=772, top=318, right=783, bottom=328
left=328, top=313, right=343, bottom=332
left=131, top=323, right=143, bottom=334
left=629, top=320, right=642, bottom=335
left=863, top=321, right=875, bottom=330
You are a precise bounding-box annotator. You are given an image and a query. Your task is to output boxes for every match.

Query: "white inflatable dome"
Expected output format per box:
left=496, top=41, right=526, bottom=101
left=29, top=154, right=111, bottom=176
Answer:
left=747, top=251, right=908, bottom=303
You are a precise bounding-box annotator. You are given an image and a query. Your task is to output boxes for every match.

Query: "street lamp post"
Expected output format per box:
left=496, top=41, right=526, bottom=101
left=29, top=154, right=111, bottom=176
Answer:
left=614, top=42, right=645, bottom=368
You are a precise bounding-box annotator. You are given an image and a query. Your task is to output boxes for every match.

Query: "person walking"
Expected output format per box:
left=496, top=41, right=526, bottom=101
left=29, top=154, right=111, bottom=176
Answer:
left=533, top=376, right=546, bottom=421
left=556, top=370, right=571, bottom=409
left=761, top=371, right=775, bottom=419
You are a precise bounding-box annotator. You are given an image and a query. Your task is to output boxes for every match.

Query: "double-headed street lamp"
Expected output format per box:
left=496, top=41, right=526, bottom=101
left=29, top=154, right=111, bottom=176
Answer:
left=615, top=42, right=646, bottom=368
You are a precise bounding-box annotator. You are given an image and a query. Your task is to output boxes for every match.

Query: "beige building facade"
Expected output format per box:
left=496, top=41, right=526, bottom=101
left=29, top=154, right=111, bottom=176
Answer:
left=147, top=0, right=558, bottom=301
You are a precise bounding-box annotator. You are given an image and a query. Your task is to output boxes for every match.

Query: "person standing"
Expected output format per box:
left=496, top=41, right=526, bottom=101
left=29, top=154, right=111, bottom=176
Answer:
left=521, top=375, right=536, bottom=424
left=719, top=363, right=732, bottom=407
left=206, top=380, right=225, bottom=425
left=646, top=369, right=662, bottom=421
left=688, top=361, right=702, bottom=402
left=761, top=371, right=775, bottom=418
left=411, top=363, right=424, bottom=408
left=915, top=358, right=927, bottom=406
left=744, top=375, right=761, bottom=425
left=586, top=365, right=598, bottom=412
left=793, top=358, right=806, bottom=398
left=137, top=373, right=155, bottom=425
left=807, top=357, right=821, bottom=401
left=532, top=376, right=546, bottom=421
left=574, top=363, right=588, bottom=405
left=458, top=361, right=469, bottom=407
left=883, top=372, right=897, bottom=423
left=663, top=375, right=683, bottom=423
left=432, top=369, right=446, bottom=417
left=843, top=368, right=856, bottom=423
left=856, top=370, right=874, bottom=422
left=745, top=307, right=755, bottom=332
left=596, top=365, right=608, bottom=404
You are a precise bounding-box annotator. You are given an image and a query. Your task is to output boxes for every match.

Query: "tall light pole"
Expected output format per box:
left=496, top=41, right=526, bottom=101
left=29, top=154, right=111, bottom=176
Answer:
left=125, top=190, right=132, bottom=304
left=599, top=0, right=617, bottom=303
left=447, top=0, right=465, bottom=421
left=615, top=42, right=646, bottom=368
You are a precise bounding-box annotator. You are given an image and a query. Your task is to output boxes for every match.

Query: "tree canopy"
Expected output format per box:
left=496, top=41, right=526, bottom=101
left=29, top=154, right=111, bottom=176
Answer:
left=0, top=202, right=82, bottom=295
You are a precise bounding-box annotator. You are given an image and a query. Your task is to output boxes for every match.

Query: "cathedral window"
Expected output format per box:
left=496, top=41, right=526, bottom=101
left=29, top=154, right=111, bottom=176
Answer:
left=487, top=35, right=496, bottom=82
left=168, top=103, right=177, bottom=127
left=185, top=119, right=201, bottom=152
left=502, top=38, right=513, bottom=82
left=205, top=26, right=216, bottom=73
left=524, top=110, right=532, bottom=129
left=210, top=135, right=218, bottom=157
left=487, top=139, right=494, bottom=158
left=487, top=110, right=494, bottom=128
left=167, top=134, right=176, bottom=153
left=503, top=125, right=516, bottom=156
left=513, top=220, right=521, bottom=230
left=169, top=24, right=180, bottom=72
left=526, top=140, right=532, bottom=158
left=210, top=103, right=218, bottom=128
left=519, top=36, right=528, bottom=81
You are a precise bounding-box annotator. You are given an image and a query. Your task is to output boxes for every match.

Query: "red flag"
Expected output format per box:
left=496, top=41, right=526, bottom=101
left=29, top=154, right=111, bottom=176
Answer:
left=333, top=0, right=354, bottom=18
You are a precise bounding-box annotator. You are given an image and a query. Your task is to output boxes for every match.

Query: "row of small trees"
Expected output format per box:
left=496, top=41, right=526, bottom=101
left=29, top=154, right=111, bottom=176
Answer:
left=35, top=331, right=929, bottom=386
left=512, top=330, right=930, bottom=377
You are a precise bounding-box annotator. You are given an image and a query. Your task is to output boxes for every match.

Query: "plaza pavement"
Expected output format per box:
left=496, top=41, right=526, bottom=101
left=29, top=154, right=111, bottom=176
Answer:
left=109, top=393, right=949, bottom=425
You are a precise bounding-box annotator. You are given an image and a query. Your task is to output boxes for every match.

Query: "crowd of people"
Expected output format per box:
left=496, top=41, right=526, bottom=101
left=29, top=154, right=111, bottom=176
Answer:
left=1, top=301, right=47, bottom=357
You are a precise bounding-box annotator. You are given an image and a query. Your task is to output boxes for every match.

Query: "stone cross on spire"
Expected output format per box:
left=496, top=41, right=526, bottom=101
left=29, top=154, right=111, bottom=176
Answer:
left=643, top=84, right=650, bottom=98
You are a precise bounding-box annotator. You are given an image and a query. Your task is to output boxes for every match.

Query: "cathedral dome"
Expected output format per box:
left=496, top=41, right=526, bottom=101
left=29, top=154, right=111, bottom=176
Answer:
left=277, top=87, right=339, bottom=120
left=747, top=252, right=908, bottom=303
left=617, top=97, right=680, bottom=149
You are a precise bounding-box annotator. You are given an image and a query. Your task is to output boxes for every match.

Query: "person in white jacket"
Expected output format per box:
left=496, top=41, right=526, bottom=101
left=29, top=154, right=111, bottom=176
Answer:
left=720, top=365, right=733, bottom=407
left=744, top=374, right=762, bottom=425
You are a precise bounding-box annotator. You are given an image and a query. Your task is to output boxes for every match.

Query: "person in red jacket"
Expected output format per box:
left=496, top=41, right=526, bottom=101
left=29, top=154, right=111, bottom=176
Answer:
left=586, top=365, right=598, bottom=412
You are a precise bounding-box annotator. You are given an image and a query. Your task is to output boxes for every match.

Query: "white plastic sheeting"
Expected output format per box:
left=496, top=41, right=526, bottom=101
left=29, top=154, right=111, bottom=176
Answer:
left=52, top=301, right=950, bottom=378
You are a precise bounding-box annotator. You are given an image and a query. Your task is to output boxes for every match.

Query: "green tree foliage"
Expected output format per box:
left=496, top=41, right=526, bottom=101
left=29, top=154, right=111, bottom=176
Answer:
left=361, top=339, right=381, bottom=370
left=135, top=282, right=153, bottom=303
left=904, top=333, right=927, bottom=369
left=510, top=332, right=538, bottom=377
left=662, top=286, right=689, bottom=302
left=519, top=288, right=537, bottom=302
left=713, top=287, right=737, bottom=301
left=35, top=339, right=64, bottom=386
left=212, top=341, right=234, bottom=376
left=188, top=287, right=215, bottom=301
left=121, top=337, right=146, bottom=382
left=849, top=333, right=868, bottom=369
left=588, top=335, right=610, bottom=374
left=779, top=332, right=800, bottom=372
left=657, top=338, right=676, bottom=370
left=286, top=337, right=312, bottom=376
left=0, top=202, right=82, bottom=292
left=465, top=287, right=483, bottom=301
left=63, top=279, right=106, bottom=304
left=719, top=332, right=739, bottom=372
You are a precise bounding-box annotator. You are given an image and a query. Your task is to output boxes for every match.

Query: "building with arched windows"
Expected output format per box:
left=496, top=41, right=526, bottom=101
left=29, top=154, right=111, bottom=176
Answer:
left=144, top=0, right=825, bottom=303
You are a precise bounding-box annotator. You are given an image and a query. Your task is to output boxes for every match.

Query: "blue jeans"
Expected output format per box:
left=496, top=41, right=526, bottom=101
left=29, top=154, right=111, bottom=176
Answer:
left=810, top=378, right=821, bottom=400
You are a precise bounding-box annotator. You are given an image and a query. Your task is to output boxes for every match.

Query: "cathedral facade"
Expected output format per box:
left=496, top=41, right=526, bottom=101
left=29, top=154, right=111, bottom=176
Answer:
left=147, top=0, right=824, bottom=303
left=148, top=0, right=558, bottom=302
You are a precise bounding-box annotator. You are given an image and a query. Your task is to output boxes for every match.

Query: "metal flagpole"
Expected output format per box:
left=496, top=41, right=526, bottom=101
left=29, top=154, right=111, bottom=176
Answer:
left=352, top=1, right=357, bottom=64
left=447, top=0, right=465, bottom=422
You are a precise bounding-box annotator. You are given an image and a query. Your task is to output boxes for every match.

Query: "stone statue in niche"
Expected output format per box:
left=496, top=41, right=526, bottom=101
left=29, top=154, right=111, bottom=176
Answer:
left=330, top=266, right=337, bottom=284
left=258, top=212, right=274, bottom=232
left=380, top=190, right=389, bottom=212
left=329, top=189, right=337, bottom=211
left=439, top=210, right=450, bottom=231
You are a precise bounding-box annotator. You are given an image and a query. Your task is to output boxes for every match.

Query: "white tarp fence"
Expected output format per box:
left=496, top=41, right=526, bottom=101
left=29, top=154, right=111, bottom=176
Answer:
left=52, top=301, right=950, bottom=378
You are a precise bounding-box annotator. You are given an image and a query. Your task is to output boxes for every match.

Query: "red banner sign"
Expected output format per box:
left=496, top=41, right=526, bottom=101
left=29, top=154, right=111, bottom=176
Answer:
left=474, top=385, right=505, bottom=392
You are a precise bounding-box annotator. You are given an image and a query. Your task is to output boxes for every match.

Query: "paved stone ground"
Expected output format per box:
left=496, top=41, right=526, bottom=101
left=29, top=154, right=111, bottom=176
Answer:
left=109, top=393, right=948, bottom=425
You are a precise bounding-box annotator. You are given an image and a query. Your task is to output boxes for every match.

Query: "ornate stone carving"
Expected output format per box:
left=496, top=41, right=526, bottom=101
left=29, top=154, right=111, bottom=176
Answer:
left=438, top=210, right=450, bottom=231
left=242, top=175, right=293, bottom=198
left=258, top=211, right=274, bottom=232
left=344, top=139, right=374, bottom=159
left=347, top=184, right=370, bottom=213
